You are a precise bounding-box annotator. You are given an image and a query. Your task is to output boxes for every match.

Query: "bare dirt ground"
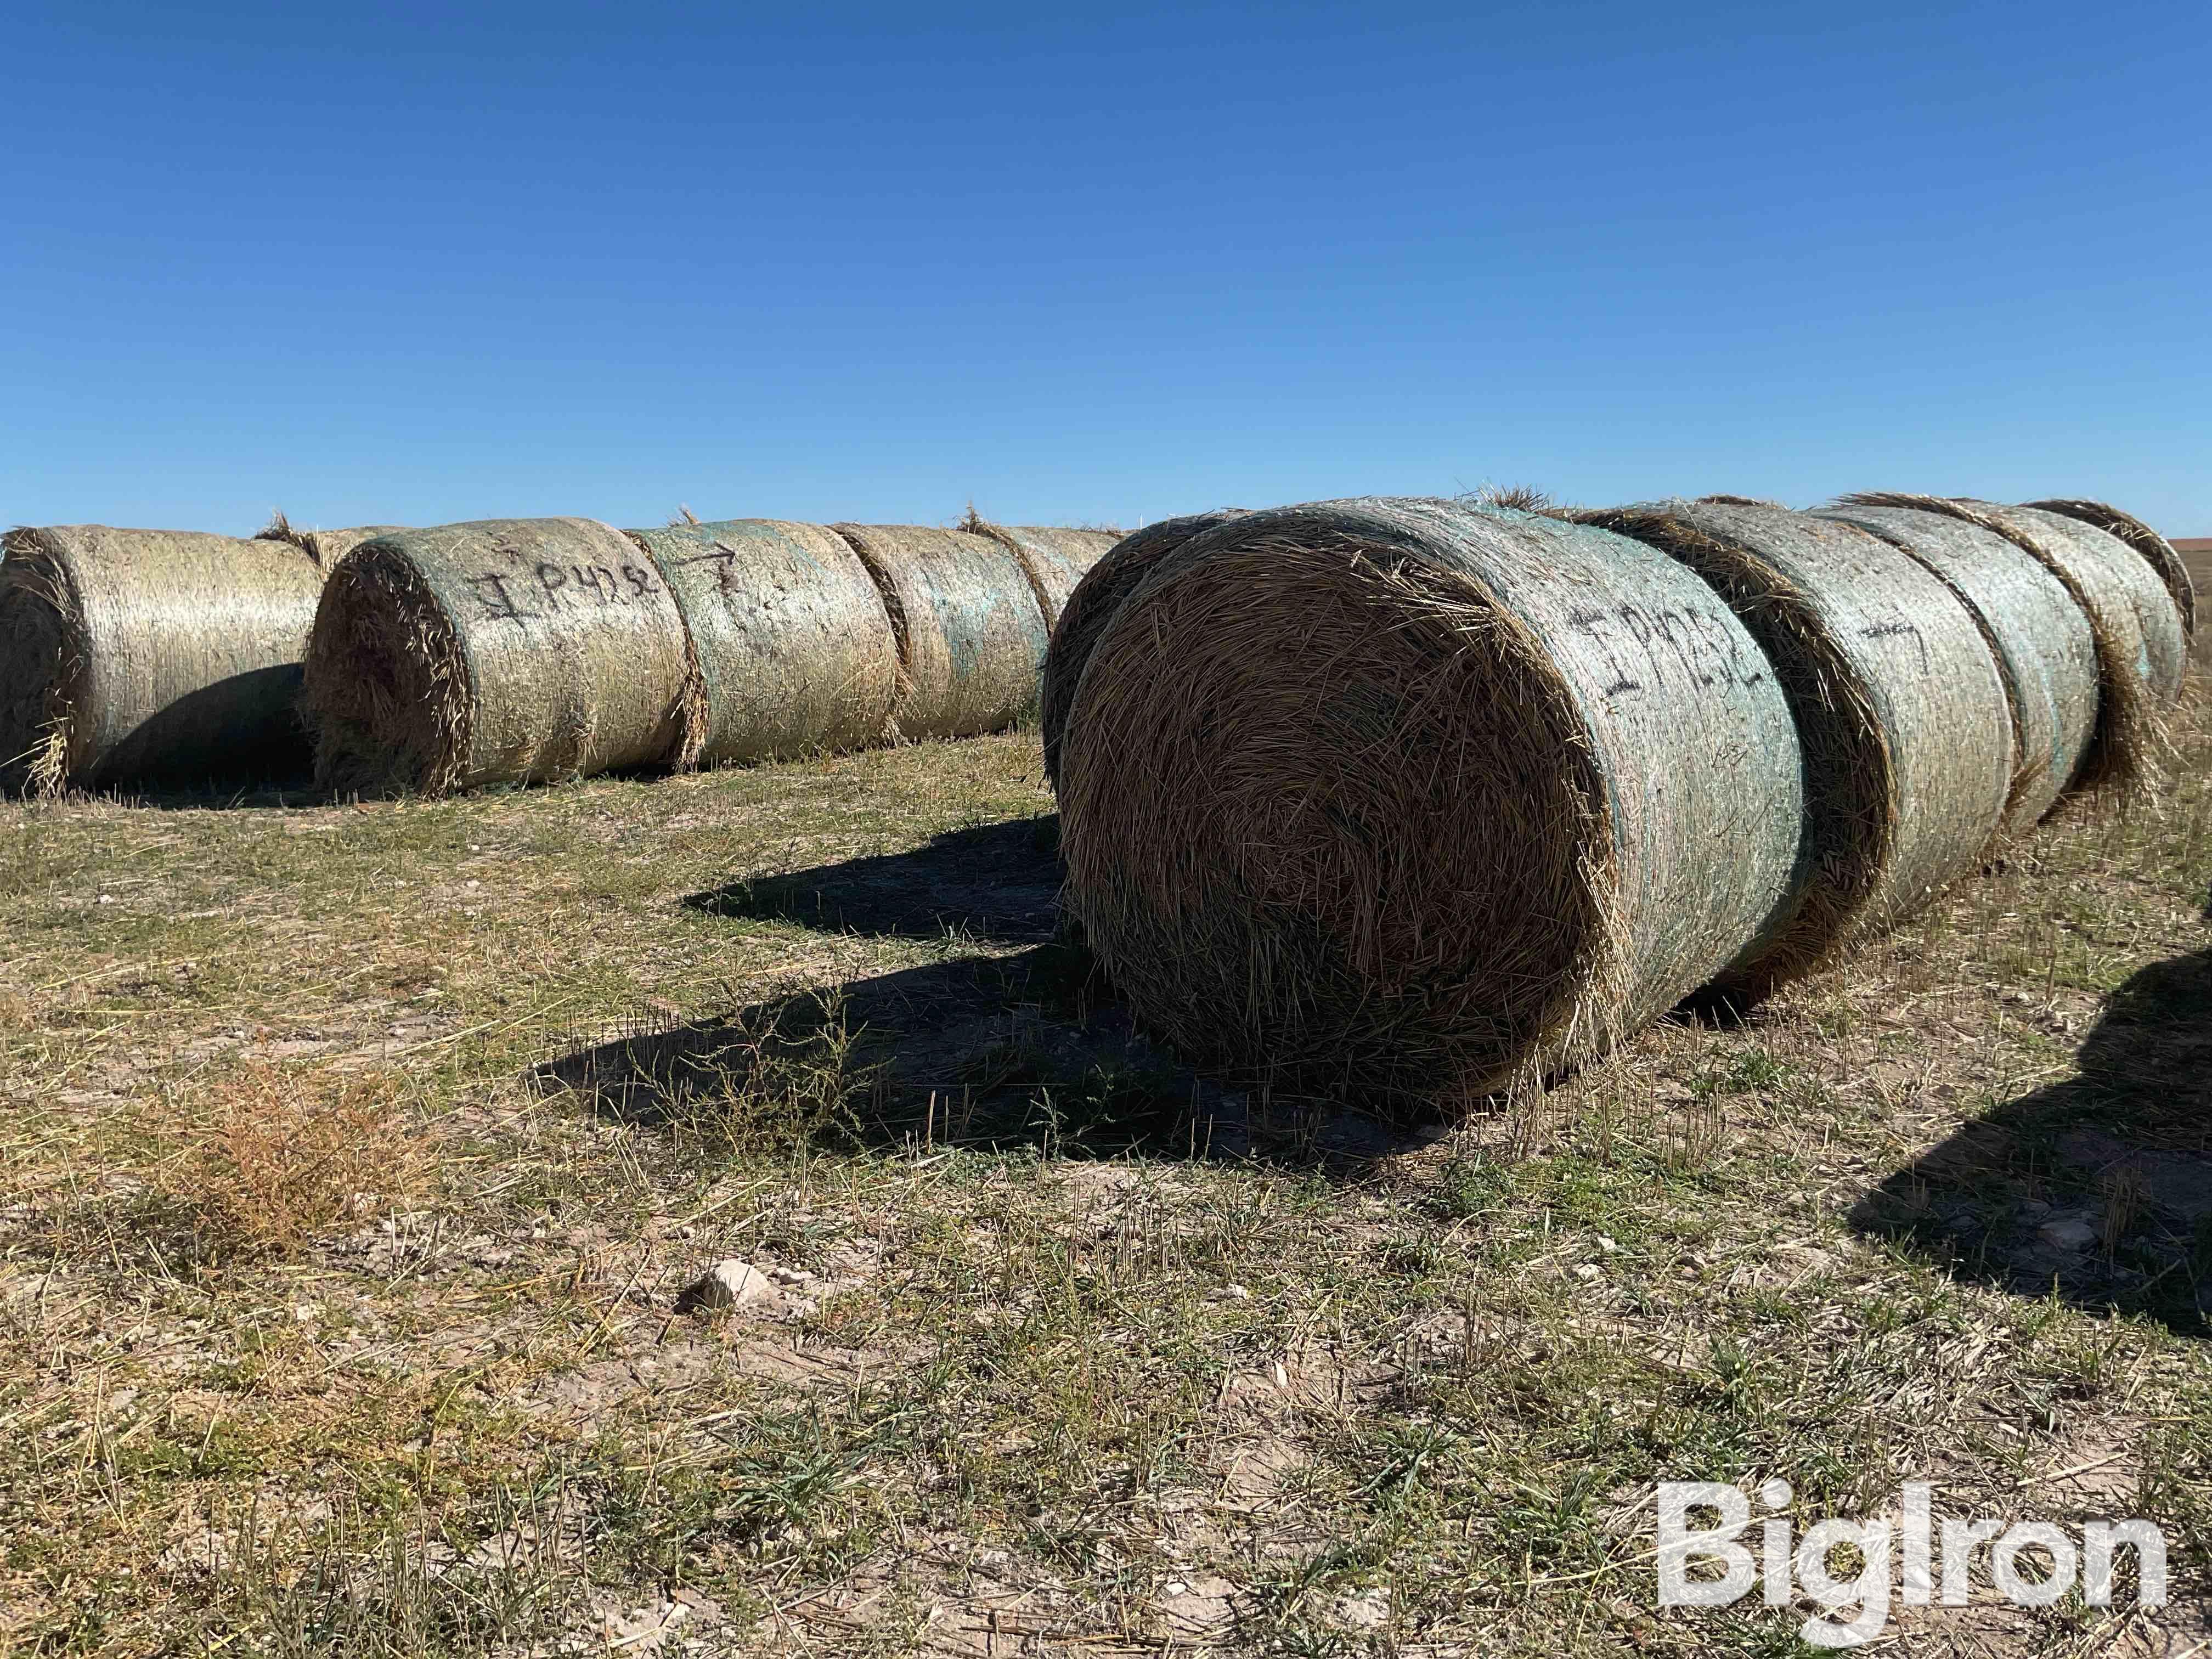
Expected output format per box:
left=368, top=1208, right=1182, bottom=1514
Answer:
left=2, top=688, right=2208, bottom=1656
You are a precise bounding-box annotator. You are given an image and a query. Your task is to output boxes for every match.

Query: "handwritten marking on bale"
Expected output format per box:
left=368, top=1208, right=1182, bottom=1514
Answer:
left=1057, top=498, right=1804, bottom=1113
left=1815, top=503, right=2098, bottom=837
left=1841, top=495, right=2185, bottom=798
left=621, top=520, right=900, bottom=766
left=2027, top=498, right=2196, bottom=639
left=302, top=518, right=702, bottom=796
left=829, top=526, right=1051, bottom=742
left=1574, top=500, right=2014, bottom=1000
left=1039, top=510, right=1251, bottom=789
left=0, top=526, right=330, bottom=794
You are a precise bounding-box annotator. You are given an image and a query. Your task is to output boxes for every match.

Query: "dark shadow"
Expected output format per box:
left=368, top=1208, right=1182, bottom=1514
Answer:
left=531, top=943, right=1263, bottom=1162
left=92, top=668, right=317, bottom=792
left=1852, top=945, right=2212, bottom=1334
left=685, top=816, right=1065, bottom=944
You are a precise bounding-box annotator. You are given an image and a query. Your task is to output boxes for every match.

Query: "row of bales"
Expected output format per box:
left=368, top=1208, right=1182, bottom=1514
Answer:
left=1044, top=494, right=2195, bottom=1117
left=0, top=513, right=1118, bottom=796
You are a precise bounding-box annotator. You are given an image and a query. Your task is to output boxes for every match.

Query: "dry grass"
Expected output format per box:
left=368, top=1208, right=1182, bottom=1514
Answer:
left=159, top=1065, right=431, bottom=1259
left=0, top=685, right=2207, bottom=1656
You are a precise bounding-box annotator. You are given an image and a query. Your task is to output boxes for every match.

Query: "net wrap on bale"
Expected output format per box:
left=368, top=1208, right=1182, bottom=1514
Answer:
left=1057, top=497, right=1805, bottom=1113
left=2026, top=498, right=2196, bottom=640
left=958, top=515, right=1122, bottom=630
left=1574, top=500, right=2014, bottom=1000
left=1039, top=509, right=1251, bottom=790
left=1814, top=502, right=2098, bottom=837
left=829, top=525, right=1051, bottom=741
left=622, top=520, right=900, bottom=766
left=302, top=518, right=702, bottom=795
left=0, top=525, right=329, bottom=793
left=1841, top=495, right=2186, bottom=796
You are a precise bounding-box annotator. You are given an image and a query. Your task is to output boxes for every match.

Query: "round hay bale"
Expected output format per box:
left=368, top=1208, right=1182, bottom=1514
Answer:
left=302, top=518, right=702, bottom=795
left=955, top=514, right=1124, bottom=630
left=1813, top=501, right=2098, bottom=836
left=1573, top=500, right=2015, bottom=998
left=829, top=524, right=1051, bottom=741
left=2024, top=498, right=2196, bottom=641
left=1057, top=498, right=1805, bottom=1111
left=621, top=519, right=900, bottom=766
left=1039, top=509, right=1251, bottom=789
left=1841, top=495, right=2186, bottom=795
left=0, top=525, right=329, bottom=794
left=257, top=515, right=410, bottom=572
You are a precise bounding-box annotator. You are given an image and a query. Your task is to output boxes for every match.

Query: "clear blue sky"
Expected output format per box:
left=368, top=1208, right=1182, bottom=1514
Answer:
left=4, top=2, right=2207, bottom=537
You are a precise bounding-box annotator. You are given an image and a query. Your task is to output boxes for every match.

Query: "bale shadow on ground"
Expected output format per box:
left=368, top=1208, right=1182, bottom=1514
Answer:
left=684, top=816, right=1064, bottom=944
left=561, top=815, right=1445, bottom=1168
left=531, top=943, right=1261, bottom=1163
left=1852, top=943, right=2212, bottom=1335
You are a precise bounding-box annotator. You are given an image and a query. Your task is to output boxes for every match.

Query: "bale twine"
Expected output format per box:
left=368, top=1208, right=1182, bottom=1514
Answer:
left=957, top=512, right=1124, bottom=631
left=1057, top=498, right=1805, bottom=1111
left=1039, top=509, right=1251, bottom=789
left=302, top=518, right=703, bottom=795
left=1813, top=501, right=2099, bottom=837
left=1842, top=495, right=2186, bottom=795
left=828, top=525, right=1050, bottom=741
left=1573, top=500, right=2015, bottom=998
left=0, top=525, right=329, bottom=794
left=2026, top=499, right=2196, bottom=641
left=621, top=519, right=900, bottom=766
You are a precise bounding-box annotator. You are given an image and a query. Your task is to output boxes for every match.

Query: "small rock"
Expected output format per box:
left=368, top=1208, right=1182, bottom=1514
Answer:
left=675, top=1259, right=775, bottom=1313
left=2038, top=1216, right=2098, bottom=1252
left=1575, top=1262, right=1601, bottom=1280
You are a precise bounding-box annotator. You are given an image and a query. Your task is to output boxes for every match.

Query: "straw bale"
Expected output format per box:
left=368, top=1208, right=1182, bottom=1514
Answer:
left=302, top=518, right=701, bottom=795
left=2026, top=498, right=2196, bottom=639
left=958, top=516, right=1124, bottom=629
left=1056, top=498, right=1804, bottom=1111
left=1039, top=510, right=1251, bottom=789
left=0, top=525, right=328, bottom=793
left=257, top=515, right=409, bottom=571
left=1841, top=495, right=2185, bottom=795
left=829, top=525, right=1050, bottom=741
left=1814, top=502, right=2098, bottom=836
left=622, top=520, right=899, bottom=766
left=1575, top=500, right=2014, bottom=998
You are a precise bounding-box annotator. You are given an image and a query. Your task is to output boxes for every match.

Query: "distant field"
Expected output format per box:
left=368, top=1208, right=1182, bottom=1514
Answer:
left=2, top=692, right=2208, bottom=1655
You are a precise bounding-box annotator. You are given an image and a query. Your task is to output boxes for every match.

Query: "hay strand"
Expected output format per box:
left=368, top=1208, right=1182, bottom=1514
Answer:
left=0, top=525, right=331, bottom=793
left=1575, top=500, right=2014, bottom=998
left=829, top=524, right=1051, bottom=741
left=622, top=520, right=900, bottom=766
left=1039, top=509, right=1251, bottom=789
left=1056, top=498, right=1804, bottom=1112
left=1815, top=501, right=2098, bottom=836
left=302, top=518, right=702, bottom=795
